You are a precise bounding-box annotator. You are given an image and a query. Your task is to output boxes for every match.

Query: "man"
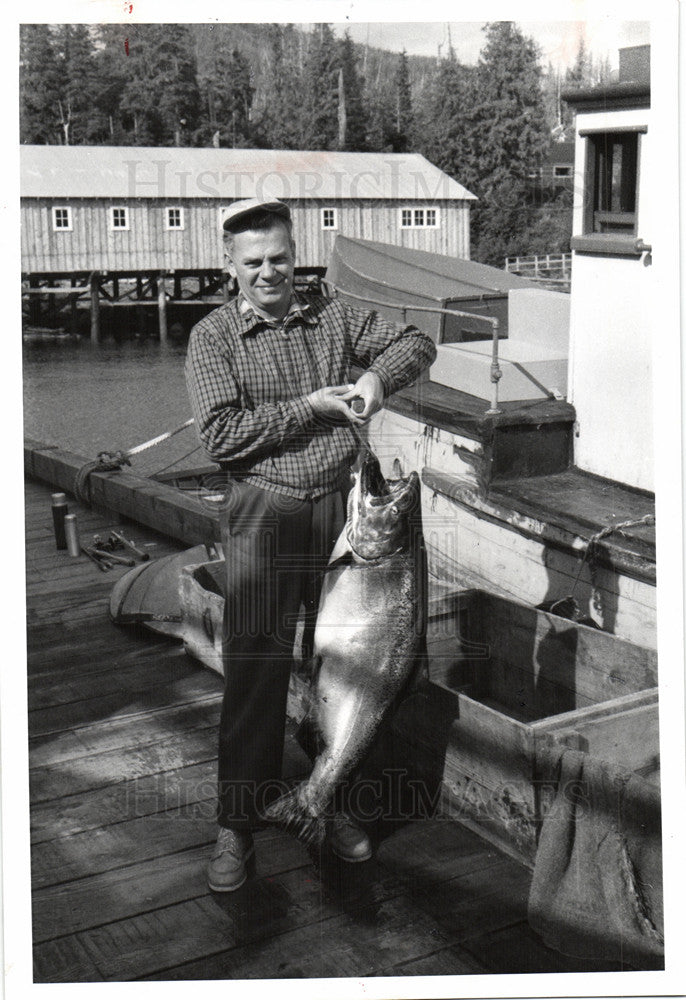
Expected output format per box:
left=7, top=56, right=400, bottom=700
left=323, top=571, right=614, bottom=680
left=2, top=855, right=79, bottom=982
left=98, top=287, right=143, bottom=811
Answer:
left=185, top=197, right=435, bottom=892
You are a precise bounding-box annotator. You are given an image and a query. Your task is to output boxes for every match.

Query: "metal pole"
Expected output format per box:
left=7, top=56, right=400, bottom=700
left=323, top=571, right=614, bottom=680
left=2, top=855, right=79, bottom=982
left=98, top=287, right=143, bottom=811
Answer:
left=485, top=318, right=502, bottom=415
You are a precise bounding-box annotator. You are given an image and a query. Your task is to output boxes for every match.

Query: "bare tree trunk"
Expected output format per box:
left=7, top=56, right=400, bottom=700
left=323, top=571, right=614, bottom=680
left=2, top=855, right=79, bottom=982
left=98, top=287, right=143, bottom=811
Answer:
left=337, top=67, right=346, bottom=148
left=58, top=98, right=71, bottom=145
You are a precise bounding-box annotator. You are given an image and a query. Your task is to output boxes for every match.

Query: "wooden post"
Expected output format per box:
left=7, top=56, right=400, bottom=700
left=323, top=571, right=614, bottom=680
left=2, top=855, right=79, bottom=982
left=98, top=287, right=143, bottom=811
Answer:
left=47, top=278, right=57, bottom=328
left=157, top=272, right=168, bottom=344
left=173, top=274, right=182, bottom=300
left=136, top=275, right=145, bottom=337
left=70, top=276, right=78, bottom=335
left=29, top=276, right=41, bottom=326
left=89, top=272, right=100, bottom=343
left=198, top=274, right=205, bottom=301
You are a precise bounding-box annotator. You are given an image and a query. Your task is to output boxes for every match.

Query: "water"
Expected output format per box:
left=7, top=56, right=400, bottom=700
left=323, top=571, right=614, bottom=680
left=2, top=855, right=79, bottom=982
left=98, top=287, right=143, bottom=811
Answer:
left=22, top=338, right=205, bottom=478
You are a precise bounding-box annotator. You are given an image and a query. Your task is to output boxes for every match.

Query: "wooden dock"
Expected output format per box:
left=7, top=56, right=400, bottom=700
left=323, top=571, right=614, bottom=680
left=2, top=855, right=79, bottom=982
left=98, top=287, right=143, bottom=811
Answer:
left=24, top=474, right=627, bottom=983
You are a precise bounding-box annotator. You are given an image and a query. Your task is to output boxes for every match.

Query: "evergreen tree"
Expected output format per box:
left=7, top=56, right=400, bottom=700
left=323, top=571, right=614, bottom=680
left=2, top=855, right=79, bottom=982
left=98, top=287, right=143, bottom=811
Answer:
left=60, top=24, right=104, bottom=144
left=92, top=25, right=131, bottom=143
left=565, top=36, right=588, bottom=85
left=120, top=24, right=199, bottom=145
left=364, top=90, right=394, bottom=152
left=390, top=49, right=413, bottom=152
left=300, top=24, right=339, bottom=149
left=196, top=47, right=254, bottom=147
left=155, top=24, right=200, bottom=145
left=337, top=32, right=367, bottom=150
left=470, top=23, right=550, bottom=264
left=474, top=22, right=549, bottom=187
left=20, top=24, right=64, bottom=144
left=257, top=24, right=303, bottom=148
left=419, top=55, right=480, bottom=194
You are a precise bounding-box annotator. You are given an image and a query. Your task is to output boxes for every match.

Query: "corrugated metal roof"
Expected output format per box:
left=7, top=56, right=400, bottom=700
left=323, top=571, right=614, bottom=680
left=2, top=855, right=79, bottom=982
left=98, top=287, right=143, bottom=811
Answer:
left=20, top=146, right=476, bottom=202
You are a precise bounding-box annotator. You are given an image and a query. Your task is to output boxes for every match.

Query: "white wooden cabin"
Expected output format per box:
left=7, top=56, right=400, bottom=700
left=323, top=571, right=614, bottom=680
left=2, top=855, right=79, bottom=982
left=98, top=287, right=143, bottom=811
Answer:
left=563, top=49, right=653, bottom=492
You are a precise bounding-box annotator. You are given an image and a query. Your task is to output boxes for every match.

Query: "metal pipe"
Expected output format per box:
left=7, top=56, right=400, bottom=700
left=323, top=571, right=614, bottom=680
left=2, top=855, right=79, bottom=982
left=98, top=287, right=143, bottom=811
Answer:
left=486, top=318, right=502, bottom=416
left=322, top=278, right=502, bottom=415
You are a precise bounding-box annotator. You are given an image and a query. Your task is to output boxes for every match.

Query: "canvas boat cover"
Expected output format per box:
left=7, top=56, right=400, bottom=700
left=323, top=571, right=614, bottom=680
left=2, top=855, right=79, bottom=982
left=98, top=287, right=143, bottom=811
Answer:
left=325, top=236, right=536, bottom=340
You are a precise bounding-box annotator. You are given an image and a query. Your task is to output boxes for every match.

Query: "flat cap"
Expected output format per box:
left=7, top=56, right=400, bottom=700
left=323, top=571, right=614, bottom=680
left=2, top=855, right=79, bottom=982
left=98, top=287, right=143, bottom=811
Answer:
left=222, top=197, right=291, bottom=230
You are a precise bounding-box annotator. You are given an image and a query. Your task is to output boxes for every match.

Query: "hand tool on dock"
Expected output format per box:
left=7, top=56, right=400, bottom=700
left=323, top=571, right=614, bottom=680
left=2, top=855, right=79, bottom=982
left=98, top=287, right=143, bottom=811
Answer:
left=109, top=530, right=150, bottom=561
left=81, top=545, right=112, bottom=571
left=92, top=547, right=136, bottom=567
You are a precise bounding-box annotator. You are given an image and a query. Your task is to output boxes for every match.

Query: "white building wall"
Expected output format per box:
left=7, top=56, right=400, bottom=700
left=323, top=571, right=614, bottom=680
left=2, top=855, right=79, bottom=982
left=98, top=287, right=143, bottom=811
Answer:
left=568, top=106, right=653, bottom=492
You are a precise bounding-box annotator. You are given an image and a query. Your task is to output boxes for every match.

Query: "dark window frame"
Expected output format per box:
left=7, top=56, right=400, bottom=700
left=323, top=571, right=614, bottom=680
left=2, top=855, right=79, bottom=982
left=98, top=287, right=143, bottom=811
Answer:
left=572, top=124, right=648, bottom=256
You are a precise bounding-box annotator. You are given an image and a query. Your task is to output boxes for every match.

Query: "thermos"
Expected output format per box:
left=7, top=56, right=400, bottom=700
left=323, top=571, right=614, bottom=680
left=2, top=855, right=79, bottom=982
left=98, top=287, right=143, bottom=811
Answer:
left=51, top=492, right=69, bottom=550
left=64, top=514, right=80, bottom=557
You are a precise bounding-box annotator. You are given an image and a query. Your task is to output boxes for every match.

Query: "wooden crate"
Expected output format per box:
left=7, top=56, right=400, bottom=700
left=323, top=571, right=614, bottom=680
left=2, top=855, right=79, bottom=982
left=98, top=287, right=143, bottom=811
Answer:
left=178, top=564, right=659, bottom=867
left=392, top=590, right=659, bottom=865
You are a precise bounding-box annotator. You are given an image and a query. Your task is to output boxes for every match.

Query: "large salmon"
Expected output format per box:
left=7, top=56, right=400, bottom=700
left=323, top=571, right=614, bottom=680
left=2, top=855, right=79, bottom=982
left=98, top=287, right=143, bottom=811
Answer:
left=263, top=451, right=426, bottom=845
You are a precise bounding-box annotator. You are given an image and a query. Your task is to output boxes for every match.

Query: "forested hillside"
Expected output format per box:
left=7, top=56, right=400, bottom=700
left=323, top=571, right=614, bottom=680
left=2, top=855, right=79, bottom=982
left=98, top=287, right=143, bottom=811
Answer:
left=19, top=21, right=605, bottom=265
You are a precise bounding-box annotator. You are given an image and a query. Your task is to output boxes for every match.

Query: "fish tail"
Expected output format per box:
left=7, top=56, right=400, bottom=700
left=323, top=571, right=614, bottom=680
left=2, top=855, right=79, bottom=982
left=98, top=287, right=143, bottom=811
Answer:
left=262, top=785, right=326, bottom=847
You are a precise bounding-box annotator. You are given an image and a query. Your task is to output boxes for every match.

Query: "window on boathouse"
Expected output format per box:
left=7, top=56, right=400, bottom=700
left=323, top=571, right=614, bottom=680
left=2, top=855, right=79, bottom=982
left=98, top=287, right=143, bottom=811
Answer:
left=166, top=206, right=184, bottom=230
left=109, top=206, right=129, bottom=231
left=321, top=208, right=337, bottom=230
left=399, top=207, right=440, bottom=229
left=52, top=206, right=72, bottom=231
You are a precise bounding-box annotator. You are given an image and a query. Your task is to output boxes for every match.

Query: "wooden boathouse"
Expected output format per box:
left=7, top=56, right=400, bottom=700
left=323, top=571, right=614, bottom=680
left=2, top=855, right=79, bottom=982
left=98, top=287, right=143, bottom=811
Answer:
left=20, top=145, right=475, bottom=343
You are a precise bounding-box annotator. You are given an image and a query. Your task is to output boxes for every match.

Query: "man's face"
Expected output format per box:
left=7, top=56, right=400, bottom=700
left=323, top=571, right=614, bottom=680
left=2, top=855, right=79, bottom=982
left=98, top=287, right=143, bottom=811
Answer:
left=227, top=221, right=295, bottom=320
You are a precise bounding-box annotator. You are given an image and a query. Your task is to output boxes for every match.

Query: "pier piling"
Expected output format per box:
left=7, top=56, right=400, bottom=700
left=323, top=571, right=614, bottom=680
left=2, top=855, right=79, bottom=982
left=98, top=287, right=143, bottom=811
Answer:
left=89, top=272, right=100, bottom=343
left=157, top=273, right=168, bottom=344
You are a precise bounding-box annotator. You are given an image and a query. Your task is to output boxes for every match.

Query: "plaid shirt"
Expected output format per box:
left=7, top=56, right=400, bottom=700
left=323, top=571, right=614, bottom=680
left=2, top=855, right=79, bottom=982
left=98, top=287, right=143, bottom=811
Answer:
left=185, top=292, right=436, bottom=499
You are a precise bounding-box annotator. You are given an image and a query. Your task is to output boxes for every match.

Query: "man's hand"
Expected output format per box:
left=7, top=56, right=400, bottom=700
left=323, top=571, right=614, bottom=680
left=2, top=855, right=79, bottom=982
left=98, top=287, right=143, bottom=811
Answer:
left=340, top=372, right=385, bottom=422
left=307, top=384, right=367, bottom=425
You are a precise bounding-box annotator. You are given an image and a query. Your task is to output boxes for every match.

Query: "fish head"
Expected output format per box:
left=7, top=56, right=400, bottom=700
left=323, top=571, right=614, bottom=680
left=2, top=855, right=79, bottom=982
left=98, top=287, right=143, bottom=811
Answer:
left=346, top=452, right=420, bottom=561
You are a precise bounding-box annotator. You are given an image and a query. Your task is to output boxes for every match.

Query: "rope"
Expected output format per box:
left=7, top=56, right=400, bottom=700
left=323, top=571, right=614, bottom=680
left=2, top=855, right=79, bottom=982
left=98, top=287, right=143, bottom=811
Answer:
left=73, top=418, right=196, bottom=505
left=125, top=418, right=195, bottom=457
left=152, top=444, right=203, bottom=477
left=549, top=513, right=656, bottom=623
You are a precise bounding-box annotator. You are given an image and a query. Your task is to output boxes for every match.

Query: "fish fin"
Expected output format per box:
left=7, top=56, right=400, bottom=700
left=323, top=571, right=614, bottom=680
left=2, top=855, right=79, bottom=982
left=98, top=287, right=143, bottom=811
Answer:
left=326, top=527, right=353, bottom=567
left=262, top=785, right=327, bottom=846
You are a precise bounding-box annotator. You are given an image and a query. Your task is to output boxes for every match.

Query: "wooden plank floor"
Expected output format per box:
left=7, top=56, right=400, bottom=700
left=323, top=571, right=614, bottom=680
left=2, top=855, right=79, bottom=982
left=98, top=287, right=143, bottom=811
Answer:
left=24, top=476, right=625, bottom=983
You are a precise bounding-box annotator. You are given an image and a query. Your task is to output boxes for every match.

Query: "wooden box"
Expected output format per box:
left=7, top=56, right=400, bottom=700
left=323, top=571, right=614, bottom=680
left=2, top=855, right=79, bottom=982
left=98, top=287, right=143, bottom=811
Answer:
left=392, top=589, right=659, bottom=865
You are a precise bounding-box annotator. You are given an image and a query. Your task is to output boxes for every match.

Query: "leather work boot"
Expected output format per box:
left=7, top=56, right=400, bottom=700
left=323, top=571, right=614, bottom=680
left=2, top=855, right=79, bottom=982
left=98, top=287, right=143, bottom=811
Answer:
left=328, top=813, right=372, bottom=863
left=207, top=827, right=255, bottom=892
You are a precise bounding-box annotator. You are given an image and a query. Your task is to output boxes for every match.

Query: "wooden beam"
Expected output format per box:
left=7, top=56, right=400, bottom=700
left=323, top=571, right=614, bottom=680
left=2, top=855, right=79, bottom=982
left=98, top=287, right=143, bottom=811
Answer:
left=24, top=439, right=220, bottom=547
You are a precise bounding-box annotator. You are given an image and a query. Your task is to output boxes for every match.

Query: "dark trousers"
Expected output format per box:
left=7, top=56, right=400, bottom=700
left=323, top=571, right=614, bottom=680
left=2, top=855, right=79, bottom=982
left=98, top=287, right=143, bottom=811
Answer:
left=217, top=480, right=346, bottom=830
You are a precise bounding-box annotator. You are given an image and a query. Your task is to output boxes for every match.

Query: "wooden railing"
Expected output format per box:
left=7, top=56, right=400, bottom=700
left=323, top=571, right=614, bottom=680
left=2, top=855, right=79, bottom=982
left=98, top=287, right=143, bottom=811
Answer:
left=505, top=253, right=572, bottom=285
